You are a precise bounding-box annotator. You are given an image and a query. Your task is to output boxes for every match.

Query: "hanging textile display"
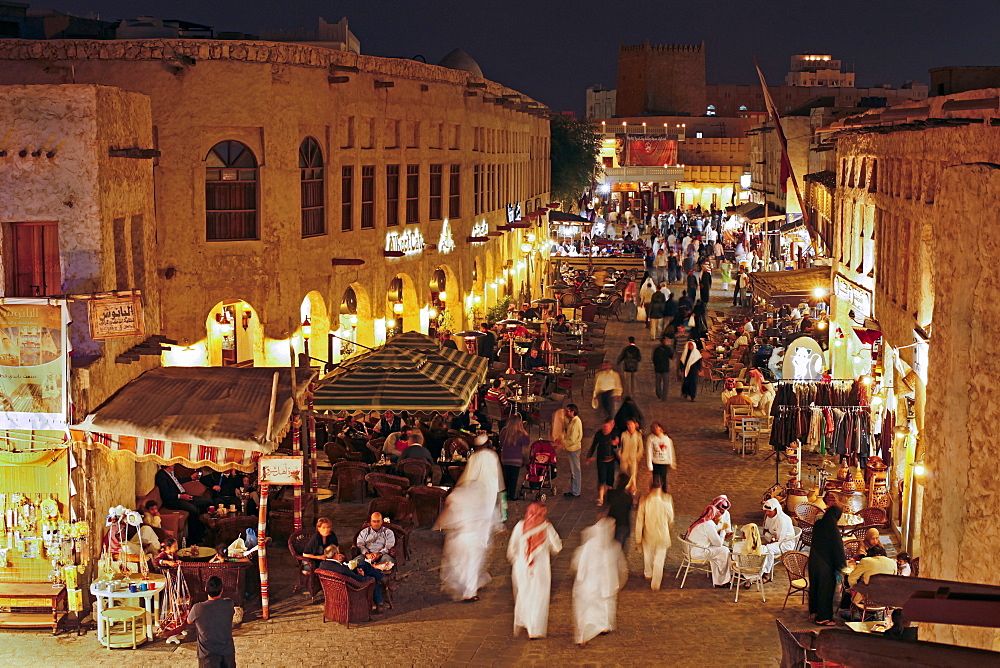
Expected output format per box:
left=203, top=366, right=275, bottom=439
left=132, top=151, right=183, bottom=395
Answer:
left=768, top=380, right=873, bottom=462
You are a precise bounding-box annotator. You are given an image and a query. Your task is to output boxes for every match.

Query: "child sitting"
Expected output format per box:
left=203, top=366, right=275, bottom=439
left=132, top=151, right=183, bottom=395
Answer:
left=154, top=537, right=180, bottom=571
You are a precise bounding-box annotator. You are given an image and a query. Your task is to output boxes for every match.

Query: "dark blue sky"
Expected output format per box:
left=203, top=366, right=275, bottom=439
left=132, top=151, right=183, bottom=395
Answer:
left=45, top=0, right=997, bottom=112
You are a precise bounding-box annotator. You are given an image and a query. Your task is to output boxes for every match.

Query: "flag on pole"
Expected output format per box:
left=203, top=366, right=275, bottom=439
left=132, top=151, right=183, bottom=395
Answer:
left=754, top=57, right=813, bottom=238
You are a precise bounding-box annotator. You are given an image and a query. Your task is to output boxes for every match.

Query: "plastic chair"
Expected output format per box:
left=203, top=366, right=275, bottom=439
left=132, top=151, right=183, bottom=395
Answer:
left=728, top=405, right=752, bottom=443
left=730, top=553, right=767, bottom=602
left=780, top=551, right=809, bottom=610
left=675, top=535, right=712, bottom=588
left=737, top=417, right=760, bottom=456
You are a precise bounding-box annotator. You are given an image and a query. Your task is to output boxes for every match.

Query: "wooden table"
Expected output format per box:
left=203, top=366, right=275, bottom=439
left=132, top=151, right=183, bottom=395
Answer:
left=0, top=582, right=67, bottom=634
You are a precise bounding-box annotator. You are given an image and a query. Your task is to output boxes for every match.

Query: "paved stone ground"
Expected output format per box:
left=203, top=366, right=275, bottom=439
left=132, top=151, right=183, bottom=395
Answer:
left=5, top=286, right=831, bottom=667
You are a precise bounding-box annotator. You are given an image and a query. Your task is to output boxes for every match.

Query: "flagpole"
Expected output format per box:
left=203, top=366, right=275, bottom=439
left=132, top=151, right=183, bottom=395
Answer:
left=753, top=56, right=819, bottom=255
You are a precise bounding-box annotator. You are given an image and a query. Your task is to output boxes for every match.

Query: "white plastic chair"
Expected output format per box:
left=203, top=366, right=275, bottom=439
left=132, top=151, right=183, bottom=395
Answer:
left=737, top=417, right=760, bottom=456
left=675, top=534, right=713, bottom=588
left=730, top=553, right=767, bottom=602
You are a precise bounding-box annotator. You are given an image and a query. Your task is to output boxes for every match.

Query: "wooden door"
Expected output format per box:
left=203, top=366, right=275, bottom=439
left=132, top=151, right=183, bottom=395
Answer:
left=7, top=222, right=60, bottom=297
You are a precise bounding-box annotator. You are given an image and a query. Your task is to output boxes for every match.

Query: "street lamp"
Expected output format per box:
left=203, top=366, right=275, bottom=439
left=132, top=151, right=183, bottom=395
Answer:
left=521, top=242, right=533, bottom=302
left=301, top=315, right=312, bottom=360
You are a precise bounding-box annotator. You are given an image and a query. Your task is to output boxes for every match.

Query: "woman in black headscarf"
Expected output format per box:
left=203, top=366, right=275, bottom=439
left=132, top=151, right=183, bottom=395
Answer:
left=613, top=396, right=644, bottom=434
left=808, top=504, right=847, bottom=625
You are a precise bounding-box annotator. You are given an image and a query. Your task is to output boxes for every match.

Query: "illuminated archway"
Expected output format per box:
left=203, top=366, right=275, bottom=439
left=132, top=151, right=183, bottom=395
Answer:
left=385, top=273, right=418, bottom=339
left=204, top=299, right=263, bottom=367
left=430, top=264, right=462, bottom=336
left=298, top=291, right=329, bottom=364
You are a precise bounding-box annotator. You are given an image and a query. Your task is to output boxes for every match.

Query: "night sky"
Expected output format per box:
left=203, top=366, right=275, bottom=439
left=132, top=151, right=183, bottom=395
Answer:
left=44, top=0, right=999, bottom=113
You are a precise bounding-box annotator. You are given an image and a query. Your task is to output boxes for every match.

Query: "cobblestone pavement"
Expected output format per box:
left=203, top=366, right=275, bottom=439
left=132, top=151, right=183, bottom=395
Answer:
left=4, top=287, right=826, bottom=667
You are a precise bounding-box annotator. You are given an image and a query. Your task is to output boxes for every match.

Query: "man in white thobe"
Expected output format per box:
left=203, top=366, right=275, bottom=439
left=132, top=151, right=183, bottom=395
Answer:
left=436, top=480, right=499, bottom=601
left=687, top=508, right=732, bottom=586
left=635, top=487, right=674, bottom=590
left=761, top=498, right=797, bottom=578
left=572, top=517, right=627, bottom=647
left=507, top=502, right=562, bottom=639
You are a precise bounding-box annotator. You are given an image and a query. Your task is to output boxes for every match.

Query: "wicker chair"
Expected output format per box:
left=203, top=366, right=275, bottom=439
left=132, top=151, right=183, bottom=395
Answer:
left=365, top=472, right=409, bottom=498
left=288, top=529, right=322, bottom=598
left=848, top=525, right=880, bottom=543
left=181, top=561, right=251, bottom=609
left=396, top=459, right=432, bottom=487
left=793, top=503, right=823, bottom=527
left=843, top=538, right=864, bottom=561
left=316, top=568, right=375, bottom=628
left=332, top=461, right=370, bottom=502
left=443, top=437, right=470, bottom=458
left=857, top=507, right=888, bottom=528
left=795, top=525, right=813, bottom=552
left=780, top=551, right=809, bottom=610
left=350, top=522, right=410, bottom=567
left=775, top=619, right=820, bottom=668
left=367, top=496, right=415, bottom=528
left=849, top=589, right=890, bottom=622
left=408, top=486, right=449, bottom=528
left=214, top=516, right=257, bottom=546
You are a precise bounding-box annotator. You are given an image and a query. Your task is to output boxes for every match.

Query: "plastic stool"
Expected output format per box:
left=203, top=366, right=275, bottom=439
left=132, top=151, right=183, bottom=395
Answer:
left=99, top=606, right=146, bottom=649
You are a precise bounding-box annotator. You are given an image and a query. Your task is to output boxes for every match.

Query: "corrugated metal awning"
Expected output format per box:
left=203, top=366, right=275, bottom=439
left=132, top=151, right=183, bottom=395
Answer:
left=72, top=366, right=314, bottom=471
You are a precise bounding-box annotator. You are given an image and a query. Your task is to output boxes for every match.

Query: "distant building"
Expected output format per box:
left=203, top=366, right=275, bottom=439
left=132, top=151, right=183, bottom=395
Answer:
left=585, top=84, right=616, bottom=119
left=785, top=54, right=855, bottom=87
left=259, top=16, right=359, bottom=53
left=616, top=40, right=707, bottom=117
left=115, top=16, right=213, bottom=39
left=0, top=1, right=115, bottom=39
left=928, top=65, right=1000, bottom=96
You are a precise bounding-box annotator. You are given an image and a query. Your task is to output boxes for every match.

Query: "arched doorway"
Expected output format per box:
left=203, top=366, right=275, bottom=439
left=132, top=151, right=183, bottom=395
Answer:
left=333, top=286, right=362, bottom=362
left=386, top=274, right=418, bottom=339
left=206, top=299, right=262, bottom=367
left=298, top=292, right=329, bottom=364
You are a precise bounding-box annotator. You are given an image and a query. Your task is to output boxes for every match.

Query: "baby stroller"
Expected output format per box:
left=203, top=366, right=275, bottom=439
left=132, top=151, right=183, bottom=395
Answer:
left=520, top=440, right=558, bottom=501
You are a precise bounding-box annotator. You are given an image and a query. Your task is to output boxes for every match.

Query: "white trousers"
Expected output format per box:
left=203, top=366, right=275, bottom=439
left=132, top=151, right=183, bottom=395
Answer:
left=642, top=540, right=669, bottom=590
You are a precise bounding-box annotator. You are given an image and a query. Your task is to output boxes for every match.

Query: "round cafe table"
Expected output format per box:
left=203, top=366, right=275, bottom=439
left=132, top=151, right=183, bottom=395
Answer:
left=90, top=573, right=166, bottom=643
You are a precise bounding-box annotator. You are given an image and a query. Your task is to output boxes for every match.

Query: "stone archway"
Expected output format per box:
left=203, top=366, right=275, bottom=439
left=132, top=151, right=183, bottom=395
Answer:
left=298, top=291, right=329, bottom=363
left=430, top=264, right=462, bottom=335
left=203, top=299, right=263, bottom=367
left=386, top=273, right=418, bottom=339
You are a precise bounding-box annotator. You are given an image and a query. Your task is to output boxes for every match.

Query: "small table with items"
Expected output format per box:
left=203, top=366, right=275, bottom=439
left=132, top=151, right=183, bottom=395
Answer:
left=90, top=573, right=166, bottom=644
left=0, top=582, right=67, bottom=634
left=436, top=457, right=468, bottom=486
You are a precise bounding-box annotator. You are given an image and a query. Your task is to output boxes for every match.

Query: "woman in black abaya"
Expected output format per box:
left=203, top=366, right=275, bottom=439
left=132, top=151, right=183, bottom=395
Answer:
left=808, top=504, right=847, bottom=625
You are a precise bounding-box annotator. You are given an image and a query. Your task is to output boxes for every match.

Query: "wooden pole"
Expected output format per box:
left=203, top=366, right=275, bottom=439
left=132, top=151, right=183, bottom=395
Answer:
left=292, top=416, right=302, bottom=532
left=264, top=372, right=279, bottom=444
left=257, top=482, right=270, bottom=620
left=308, top=397, right=317, bottom=499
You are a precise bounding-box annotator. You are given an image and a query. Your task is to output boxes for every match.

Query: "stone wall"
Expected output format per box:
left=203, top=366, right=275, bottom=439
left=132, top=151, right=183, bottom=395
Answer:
left=0, top=84, right=159, bottom=415
left=616, top=41, right=706, bottom=116
left=0, top=40, right=550, bottom=365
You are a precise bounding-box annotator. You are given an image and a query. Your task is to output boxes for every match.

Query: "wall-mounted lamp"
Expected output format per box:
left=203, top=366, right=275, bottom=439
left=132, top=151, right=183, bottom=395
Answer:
left=438, top=291, right=448, bottom=301
left=242, top=309, right=252, bottom=331
left=302, top=315, right=312, bottom=339
left=393, top=302, right=404, bottom=314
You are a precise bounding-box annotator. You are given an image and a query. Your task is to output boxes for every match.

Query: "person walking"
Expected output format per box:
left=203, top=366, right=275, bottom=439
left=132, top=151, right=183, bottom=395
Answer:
left=809, top=504, right=848, bottom=625
left=187, top=576, right=236, bottom=668
left=592, top=362, right=623, bottom=422
left=499, top=415, right=530, bottom=501
left=679, top=340, right=703, bottom=401
left=616, top=337, right=642, bottom=397
left=645, top=422, right=676, bottom=492
left=618, top=418, right=645, bottom=496
left=508, top=503, right=562, bottom=639
left=635, top=485, right=675, bottom=590
left=647, top=292, right=666, bottom=341
left=733, top=267, right=745, bottom=307
left=699, top=265, right=712, bottom=303
left=587, top=420, right=620, bottom=506
left=652, top=336, right=673, bottom=401
left=561, top=404, right=583, bottom=498
left=685, top=269, right=698, bottom=303
left=572, top=517, right=627, bottom=647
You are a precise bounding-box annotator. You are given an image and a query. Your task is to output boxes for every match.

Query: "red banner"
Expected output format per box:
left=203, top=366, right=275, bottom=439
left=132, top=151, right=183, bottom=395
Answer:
left=616, top=135, right=677, bottom=166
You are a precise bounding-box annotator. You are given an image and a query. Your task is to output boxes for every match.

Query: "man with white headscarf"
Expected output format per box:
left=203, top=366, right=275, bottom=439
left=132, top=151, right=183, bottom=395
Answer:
left=436, top=433, right=503, bottom=601
left=508, top=503, right=562, bottom=638
left=761, top=498, right=797, bottom=580
left=573, top=517, right=627, bottom=647
left=686, top=506, right=732, bottom=587
left=637, top=277, right=656, bottom=322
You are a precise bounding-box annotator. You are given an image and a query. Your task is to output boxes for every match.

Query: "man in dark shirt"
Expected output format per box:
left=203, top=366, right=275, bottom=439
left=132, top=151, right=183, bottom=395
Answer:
left=187, top=576, right=235, bottom=668
left=154, top=464, right=212, bottom=543
left=586, top=420, right=620, bottom=506
left=399, top=438, right=435, bottom=467
left=317, top=547, right=387, bottom=609
left=652, top=336, right=674, bottom=401
left=478, top=323, right=497, bottom=361
left=604, top=473, right=634, bottom=551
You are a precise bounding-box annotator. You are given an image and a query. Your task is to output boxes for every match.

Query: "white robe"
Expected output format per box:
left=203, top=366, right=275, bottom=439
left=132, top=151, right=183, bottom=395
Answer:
left=572, top=518, right=626, bottom=644
left=687, top=520, right=732, bottom=586
left=761, top=509, right=796, bottom=574
left=437, top=482, right=499, bottom=600
left=508, top=519, right=562, bottom=638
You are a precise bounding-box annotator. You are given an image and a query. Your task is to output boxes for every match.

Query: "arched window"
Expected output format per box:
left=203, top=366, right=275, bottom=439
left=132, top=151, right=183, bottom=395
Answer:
left=300, top=137, right=325, bottom=237
left=206, top=140, right=258, bottom=241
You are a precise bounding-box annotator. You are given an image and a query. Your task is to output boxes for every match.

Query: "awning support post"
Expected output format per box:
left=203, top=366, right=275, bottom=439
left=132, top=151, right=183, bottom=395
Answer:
left=258, top=481, right=270, bottom=620
left=292, top=415, right=302, bottom=532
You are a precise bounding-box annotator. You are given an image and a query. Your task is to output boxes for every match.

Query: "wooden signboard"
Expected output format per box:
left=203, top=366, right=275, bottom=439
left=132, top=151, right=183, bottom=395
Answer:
left=259, top=455, right=304, bottom=485
left=88, top=296, right=144, bottom=339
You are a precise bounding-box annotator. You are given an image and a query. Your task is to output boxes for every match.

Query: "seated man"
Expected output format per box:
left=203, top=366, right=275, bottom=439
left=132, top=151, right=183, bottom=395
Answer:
left=317, top=546, right=387, bottom=611
left=842, top=544, right=898, bottom=615
left=399, top=435, right=435, bottom=467
left=522, top=347, right=548, bottom=371
left=484, top=378, right=513, bottom=412
left=356, top=512, right=396, bottom=564
left=551, top=314, right=571, bottom=334
left=724, top=382, right=754, bottom=433
left=203, top=469, right=245, bottom=508
left=154, top=464, right=212, bottom=544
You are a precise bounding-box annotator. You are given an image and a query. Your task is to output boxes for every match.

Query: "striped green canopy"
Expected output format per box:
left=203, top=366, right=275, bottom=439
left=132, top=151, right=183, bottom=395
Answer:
left=312, top=341, right=486, bottom=412
left=385, top=331, right=489, bottom=377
